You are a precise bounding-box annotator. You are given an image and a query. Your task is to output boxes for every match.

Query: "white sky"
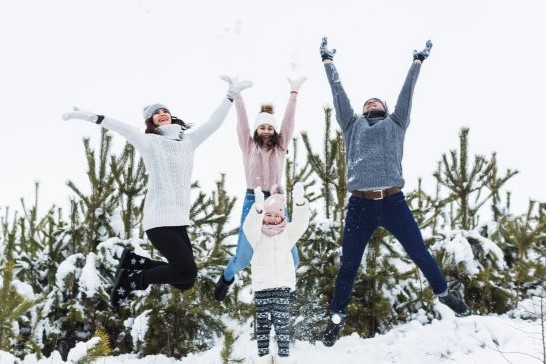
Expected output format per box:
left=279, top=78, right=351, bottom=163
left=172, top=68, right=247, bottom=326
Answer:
left=1, top=0, right=544, bottom=218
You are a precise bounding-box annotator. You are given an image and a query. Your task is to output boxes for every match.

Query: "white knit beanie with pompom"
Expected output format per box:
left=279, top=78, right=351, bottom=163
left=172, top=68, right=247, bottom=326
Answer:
left=253, top=104, right=278, bottom=132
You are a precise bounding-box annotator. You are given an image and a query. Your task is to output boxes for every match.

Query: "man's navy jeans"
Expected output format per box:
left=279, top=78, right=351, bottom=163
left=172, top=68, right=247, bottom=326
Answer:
left=329, top=192, right=448, bottom=315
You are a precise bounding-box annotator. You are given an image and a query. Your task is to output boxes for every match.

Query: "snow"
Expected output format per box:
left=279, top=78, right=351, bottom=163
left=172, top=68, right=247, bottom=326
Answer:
left=130, top=310, right=152, bottom=350
left=55, top=253, right=84, bottom=289
left=109, top=207, right=126, bottom=237
left=431, top=229, right=505, bottom=276
left=15, top=300, right=545, bottom=363
left=237, top=285, right=254, bottom=305
left=79, top=253, right=101, bottom=298
left=10, top=280, right=36, bottom=301
left=66, top=337, right=100, bottom=363
left=0, top=350, right=17, bottom=364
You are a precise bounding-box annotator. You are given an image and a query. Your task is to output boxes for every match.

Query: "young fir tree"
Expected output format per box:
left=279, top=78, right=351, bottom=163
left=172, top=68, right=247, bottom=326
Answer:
left=67, top=129, right=120, bottom=251
left=495, top=200, right=546, bottom=306
left=294, top=107, right=346, bottom=341
left=110, top=142, right=147, bottom=239
left=0, top=210, right=36, bottom=354
left=301, top=107, right=347, bottom=223
left=431, top=128, right=518, bottom=314
left=406, top=177, right=445, bottom=240
left=9, top=133, right=142, bottom=360
left=9, top=187, right=76, bottom=358
left=219, top=328, right=244, bottom=364
left=285, top=137, right=317, bottom=218
left=433, top=128, right=517, bottom=230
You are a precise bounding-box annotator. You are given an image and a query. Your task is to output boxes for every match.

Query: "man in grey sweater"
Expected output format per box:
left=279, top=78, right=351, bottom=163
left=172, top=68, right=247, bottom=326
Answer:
left=319, top=37, right=470, bottom=347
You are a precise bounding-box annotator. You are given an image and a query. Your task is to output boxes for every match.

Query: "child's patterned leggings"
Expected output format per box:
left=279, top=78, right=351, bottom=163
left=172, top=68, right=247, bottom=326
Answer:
left=255, top=287, right=292, bottom=357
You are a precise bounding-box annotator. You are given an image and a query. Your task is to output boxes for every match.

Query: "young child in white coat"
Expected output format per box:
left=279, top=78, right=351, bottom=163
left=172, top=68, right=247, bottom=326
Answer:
left=243, top=182, right=310, bottom=364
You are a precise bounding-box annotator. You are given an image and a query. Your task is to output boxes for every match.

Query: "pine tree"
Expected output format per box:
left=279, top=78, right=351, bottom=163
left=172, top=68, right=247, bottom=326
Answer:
left=66, top=129, right=120, bottom=251
left=496, top=200, right=546, bottom=305
left=220, top=328, right=244, bottom=364
left=292, top=107, right=347, bottom=341
left=431, top=128, right=518, bottom=314
left=433, top=128, right=517, bottom=230
left=301, top=107, right=347, bottom=224
left=110, top=142, right=147, bottom=239
left=0, top=212, right=36, bottom=353
left=486, top=153, right=517, bottom=221
left=284, top=137, right=317, bottom=217
left=405, top=177, right=444, bottom=240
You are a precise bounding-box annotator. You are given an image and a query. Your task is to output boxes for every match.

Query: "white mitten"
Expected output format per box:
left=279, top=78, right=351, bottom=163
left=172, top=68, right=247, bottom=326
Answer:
left=292, top=182, right=305, bottom=205
left=287, top=76, right=307, bottom=92
left=254, top=186, right=264, bottom=212
left=220, top=75, right=253, bottom=99
left=62, top=106, right=99, bottom=123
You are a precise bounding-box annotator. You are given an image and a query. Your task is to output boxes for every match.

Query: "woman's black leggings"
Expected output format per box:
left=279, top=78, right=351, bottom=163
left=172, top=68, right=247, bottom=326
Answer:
left=142, top=226, right=198, bottom=291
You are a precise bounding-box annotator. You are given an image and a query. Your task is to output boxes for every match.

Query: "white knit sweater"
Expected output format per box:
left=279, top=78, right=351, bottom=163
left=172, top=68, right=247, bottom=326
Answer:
left=98, top=98, right=232, bottom=230
left=243, top=201, right=310, bottom=291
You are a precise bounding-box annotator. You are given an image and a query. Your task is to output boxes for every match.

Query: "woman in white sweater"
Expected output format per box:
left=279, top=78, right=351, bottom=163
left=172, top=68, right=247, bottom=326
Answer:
left=62, top=77, right=251, bottom=308
left=243, top=183, right=310, bottom=364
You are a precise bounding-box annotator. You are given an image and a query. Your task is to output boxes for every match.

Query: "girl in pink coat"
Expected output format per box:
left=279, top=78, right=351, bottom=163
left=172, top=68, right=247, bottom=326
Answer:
left=214, top=76, right=306, bottom=301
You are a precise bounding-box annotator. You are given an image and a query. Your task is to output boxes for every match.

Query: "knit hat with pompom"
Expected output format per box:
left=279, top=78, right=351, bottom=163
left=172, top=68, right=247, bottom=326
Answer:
left=263, top=184, right=286, bottom=217
left=253, top=104, right=278, bottom=132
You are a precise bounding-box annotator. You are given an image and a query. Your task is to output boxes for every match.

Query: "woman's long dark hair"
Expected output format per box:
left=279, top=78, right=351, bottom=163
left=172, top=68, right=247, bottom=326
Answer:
left=253, top=130, right=283, bottom=151
left=144, top=115, right=191, bottom=135
left=253, top=104, right=283, bottom=151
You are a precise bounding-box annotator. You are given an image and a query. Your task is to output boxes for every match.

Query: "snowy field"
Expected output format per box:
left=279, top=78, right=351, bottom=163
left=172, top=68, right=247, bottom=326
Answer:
left=3, top=298, right=544, bottom=364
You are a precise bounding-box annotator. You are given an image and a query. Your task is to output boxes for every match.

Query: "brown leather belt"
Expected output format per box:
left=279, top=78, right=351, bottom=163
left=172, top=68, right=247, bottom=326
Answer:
left=351, top=187, right=401, bottom=200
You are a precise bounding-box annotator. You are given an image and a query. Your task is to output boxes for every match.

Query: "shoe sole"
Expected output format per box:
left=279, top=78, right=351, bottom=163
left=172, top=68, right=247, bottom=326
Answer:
left=322, top=340, right=336, bottom=347
left=455, top=310, right=471, bottom=317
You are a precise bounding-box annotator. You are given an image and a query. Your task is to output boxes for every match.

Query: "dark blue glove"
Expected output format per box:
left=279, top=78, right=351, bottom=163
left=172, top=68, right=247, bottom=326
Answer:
left=413, top=40, right=433, bottom=62
left=320, top=37, right=337, bottom=61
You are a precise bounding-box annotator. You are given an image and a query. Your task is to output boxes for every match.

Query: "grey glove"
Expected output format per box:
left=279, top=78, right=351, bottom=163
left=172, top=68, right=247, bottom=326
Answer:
left=320, top=37, right=336, bottom=61
left=62, top=107, right=100, bottom=123
left=413, top=40, right=433, bottom=62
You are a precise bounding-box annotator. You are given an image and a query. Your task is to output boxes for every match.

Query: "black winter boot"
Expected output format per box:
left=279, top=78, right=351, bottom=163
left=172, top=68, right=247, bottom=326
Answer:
left=214, top=274, right=234, bottom=301
left=115, top=247, right=153, bottom=278
left=322, top=313, right=345, bottom=347
left=110, top=269, right=146, bottom=308
left=439, top=291, right=471, bottom=317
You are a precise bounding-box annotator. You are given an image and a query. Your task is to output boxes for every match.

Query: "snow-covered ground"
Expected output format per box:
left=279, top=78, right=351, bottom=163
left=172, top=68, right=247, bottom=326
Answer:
left=5, top=298, right=544, bottom=364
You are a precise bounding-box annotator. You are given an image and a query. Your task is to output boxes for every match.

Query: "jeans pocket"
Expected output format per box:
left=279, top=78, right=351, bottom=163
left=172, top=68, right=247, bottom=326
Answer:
left=386, top=191, right=405, bottom=203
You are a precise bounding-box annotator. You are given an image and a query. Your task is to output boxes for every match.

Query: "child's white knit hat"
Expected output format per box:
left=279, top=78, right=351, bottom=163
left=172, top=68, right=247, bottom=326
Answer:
left=263, top=184, right=286, bottom=217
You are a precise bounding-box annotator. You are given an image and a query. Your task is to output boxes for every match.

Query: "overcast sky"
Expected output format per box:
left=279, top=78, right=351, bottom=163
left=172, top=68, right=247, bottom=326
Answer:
left=1, top=0, right=544, bottom=219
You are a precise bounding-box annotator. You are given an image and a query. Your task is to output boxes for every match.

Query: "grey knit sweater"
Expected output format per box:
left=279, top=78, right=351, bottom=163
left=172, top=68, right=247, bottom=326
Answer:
left=324, top=61, right=421, bottom=191
left=98, top=98, right=232, bottom=230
